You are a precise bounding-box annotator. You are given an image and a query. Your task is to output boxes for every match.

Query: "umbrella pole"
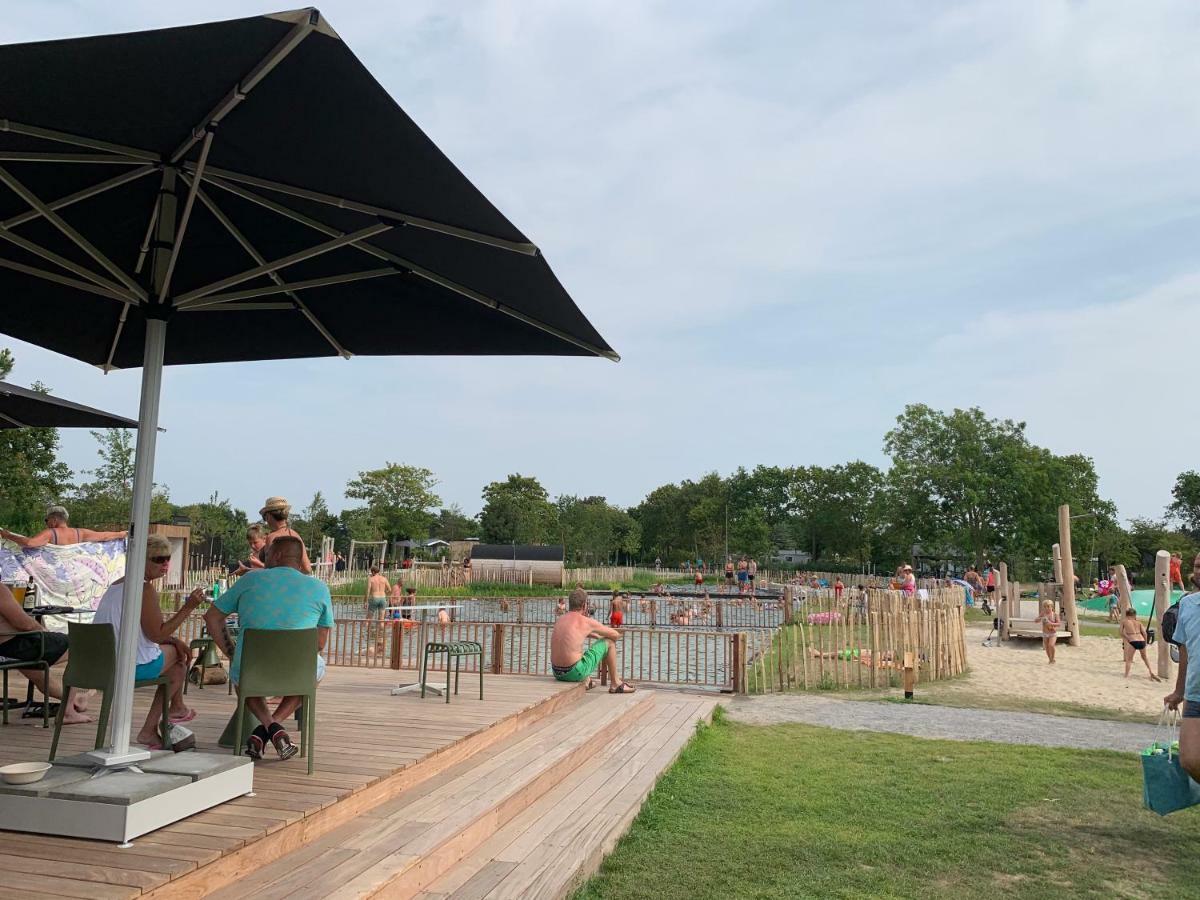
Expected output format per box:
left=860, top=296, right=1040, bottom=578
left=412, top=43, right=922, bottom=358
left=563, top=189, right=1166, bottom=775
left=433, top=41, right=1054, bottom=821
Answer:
left=87, top=316, right=166, bottom=766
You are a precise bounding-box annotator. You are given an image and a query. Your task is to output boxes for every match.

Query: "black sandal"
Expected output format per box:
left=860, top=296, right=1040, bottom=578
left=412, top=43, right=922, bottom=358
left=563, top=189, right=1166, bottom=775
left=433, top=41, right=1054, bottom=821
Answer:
left=608, top=682, right=636, bottom=694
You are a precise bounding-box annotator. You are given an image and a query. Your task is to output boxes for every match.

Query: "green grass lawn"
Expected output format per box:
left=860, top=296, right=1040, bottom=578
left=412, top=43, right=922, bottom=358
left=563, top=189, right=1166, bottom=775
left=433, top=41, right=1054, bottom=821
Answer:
left=573, top=711, right=1200, bottom=899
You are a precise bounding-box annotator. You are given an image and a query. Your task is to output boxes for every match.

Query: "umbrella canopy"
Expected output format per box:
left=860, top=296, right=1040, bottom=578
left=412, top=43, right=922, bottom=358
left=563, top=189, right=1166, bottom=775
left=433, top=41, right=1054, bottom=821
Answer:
left=0, top=380, right=136, bottom=429
left=0, top=8, right=615, bottom=366
left=0, top=8, right=615, bottom=766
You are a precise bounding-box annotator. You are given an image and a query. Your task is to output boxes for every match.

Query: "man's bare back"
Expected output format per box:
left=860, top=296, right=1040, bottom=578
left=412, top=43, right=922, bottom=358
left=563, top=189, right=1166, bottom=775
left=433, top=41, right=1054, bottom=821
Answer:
left=551, top=611, right=617, bottom=668
left=367, top=573, right=389, bottom=598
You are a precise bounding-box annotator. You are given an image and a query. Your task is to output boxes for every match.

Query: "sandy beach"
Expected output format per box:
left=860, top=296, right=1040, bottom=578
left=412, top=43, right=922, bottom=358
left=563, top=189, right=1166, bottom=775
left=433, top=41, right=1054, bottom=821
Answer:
left=938, top=624, right=1174, bottom=717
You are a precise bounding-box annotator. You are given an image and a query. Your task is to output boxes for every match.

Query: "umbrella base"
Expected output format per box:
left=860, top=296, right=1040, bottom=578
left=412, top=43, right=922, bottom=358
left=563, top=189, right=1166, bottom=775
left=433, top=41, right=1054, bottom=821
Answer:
left=0, top=752, right=253, bottom=844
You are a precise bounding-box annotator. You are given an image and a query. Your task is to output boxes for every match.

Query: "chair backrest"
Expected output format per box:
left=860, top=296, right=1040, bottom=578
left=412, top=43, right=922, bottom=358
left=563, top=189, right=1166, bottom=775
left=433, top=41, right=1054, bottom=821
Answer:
left=237, top=628, right=318, bottom=697
left=63, top=621, right=117, bottom=692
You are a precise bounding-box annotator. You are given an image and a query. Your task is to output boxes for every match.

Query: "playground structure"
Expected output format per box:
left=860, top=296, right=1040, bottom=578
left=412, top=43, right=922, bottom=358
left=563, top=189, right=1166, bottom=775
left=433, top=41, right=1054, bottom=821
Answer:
left=995, top=504, right=1176, bottom=680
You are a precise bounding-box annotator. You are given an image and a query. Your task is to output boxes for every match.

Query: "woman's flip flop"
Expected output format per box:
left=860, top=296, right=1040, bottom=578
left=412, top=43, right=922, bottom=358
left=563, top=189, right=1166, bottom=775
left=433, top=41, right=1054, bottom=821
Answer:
left=169, top=708, right=196, bottom=724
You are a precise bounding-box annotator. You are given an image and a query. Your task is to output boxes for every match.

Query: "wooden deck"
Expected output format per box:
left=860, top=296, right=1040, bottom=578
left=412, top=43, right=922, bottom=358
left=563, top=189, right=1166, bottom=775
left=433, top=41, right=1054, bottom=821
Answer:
left=0, top=668, right=581, bottom=900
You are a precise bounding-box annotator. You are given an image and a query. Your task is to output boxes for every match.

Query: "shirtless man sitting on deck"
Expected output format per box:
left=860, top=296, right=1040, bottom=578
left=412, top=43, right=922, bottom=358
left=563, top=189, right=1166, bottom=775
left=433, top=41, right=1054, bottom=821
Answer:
left=550, top=588, right=635, bottom=693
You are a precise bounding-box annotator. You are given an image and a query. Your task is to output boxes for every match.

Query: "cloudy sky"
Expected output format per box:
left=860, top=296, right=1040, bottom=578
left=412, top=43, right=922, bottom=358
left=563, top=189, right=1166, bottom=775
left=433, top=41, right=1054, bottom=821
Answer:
left=3, top=1, right=1198, bottom=523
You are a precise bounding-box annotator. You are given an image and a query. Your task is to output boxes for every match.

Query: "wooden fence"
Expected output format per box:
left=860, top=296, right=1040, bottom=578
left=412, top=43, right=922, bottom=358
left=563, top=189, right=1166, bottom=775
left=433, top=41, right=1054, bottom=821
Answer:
left=169, top=585, right=967, bottom=694
left=740, top=588, right=968, bottom=693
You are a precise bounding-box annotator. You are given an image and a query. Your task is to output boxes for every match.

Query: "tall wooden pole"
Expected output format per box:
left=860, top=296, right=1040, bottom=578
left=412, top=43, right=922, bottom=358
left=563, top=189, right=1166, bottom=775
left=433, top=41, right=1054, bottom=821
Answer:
left=1154, top=550, right=1172, bottom=679
left=998, top=561, right=1010, bottom=640
left=1113, top=564, right=1132, bottom=617
left=1057, top=504, right=1080, bottom=647
left=1052, top=543, right=1063, bottom=585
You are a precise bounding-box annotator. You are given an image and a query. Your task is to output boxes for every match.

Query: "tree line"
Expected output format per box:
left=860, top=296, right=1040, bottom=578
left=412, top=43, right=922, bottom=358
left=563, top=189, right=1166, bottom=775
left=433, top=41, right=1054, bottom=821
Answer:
left=2, top=350, right=1195, bottom=576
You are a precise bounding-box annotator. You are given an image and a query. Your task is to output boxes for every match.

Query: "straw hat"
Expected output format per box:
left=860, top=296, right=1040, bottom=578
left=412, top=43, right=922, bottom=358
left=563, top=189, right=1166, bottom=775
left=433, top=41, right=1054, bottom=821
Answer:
left=259, top=496, right=291, bottom=517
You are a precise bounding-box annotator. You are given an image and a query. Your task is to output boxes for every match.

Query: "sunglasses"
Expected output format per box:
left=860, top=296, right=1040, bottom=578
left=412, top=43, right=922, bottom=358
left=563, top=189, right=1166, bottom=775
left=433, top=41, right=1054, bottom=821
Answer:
left=149, top=555, right=172, bottom=564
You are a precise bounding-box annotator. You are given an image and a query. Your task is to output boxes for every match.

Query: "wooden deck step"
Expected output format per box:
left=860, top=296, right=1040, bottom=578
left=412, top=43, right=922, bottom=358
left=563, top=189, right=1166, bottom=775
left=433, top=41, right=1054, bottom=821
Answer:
left=417, top=693, right=718, bottom=900
left=211, top=690, right=654, bottom=900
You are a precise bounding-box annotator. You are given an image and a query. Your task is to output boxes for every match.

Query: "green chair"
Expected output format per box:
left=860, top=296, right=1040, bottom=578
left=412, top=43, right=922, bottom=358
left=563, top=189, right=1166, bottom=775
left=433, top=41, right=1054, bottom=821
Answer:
left=0, top=631, right=51, bottom=727
left=230, top=628, right=318, bottom=775
left=421, top=641, right=484, bottom=703
left=48, top=622, right=172, bottom=761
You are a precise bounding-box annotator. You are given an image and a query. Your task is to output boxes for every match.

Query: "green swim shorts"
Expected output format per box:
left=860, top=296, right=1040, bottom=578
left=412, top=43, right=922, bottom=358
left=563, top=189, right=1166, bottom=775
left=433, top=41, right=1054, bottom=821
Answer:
left=369, top=596, right=388, bottom=612
left=552, top=639, right=609, bottom=682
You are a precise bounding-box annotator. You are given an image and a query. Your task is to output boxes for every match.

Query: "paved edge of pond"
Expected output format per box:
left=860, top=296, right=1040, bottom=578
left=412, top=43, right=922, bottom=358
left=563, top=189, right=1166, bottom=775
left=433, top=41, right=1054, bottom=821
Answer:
left=723, top=693, right=1162, bottom=753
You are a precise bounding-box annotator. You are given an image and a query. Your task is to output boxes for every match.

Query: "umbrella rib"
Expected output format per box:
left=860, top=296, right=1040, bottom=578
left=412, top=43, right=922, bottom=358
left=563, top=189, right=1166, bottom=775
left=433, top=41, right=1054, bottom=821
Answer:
left=169, top=13, right=317, bottom=164
left=0, top=256, right=130, bottom=301
left=189, top=162, right=538, bottom=256
left=202, top=174, right=619, bottom=361
left=183, top=176, right=352, bottom=358
left=0, top=165, right=147, bottom=301
left=157, top=129, right=213, bottom=301
left=181, top=268, right=399, bottom=307
left=1, top=165, right=158, bottom=232
left=0, top=227, right=135, bottom=301
left=0, top=152, right=148, bottom=164
left=0, top=120, right=159, bottom=163
left=173, top=222, right=392, bottom=306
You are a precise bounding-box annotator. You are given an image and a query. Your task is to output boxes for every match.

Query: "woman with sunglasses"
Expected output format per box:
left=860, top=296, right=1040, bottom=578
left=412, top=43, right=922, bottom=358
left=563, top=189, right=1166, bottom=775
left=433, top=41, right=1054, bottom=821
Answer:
left=94, top=534, right=205, bottom=748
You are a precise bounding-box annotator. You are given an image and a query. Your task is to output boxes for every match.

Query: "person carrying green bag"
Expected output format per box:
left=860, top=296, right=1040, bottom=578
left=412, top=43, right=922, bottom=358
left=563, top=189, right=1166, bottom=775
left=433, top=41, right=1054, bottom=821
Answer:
left=1163, top=554, right=1200, bottom=785
left=1142, top=707, right=1200, bottom=815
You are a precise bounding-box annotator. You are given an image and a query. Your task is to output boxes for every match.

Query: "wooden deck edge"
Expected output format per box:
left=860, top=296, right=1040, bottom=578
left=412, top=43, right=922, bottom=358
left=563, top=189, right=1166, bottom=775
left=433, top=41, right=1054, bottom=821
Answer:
left=143, top=682, right=585, bottom=900
left=376, top=695, right=656, bottom=900
left=559, top=700, right=719, bottom=900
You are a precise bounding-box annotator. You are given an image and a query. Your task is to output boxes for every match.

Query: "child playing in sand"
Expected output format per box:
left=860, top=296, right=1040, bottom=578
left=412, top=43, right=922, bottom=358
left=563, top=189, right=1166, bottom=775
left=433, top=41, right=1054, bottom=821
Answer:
left=1119, top=608, right=1161, bottom=681
left=1034, top=599, right=1061, bottom=664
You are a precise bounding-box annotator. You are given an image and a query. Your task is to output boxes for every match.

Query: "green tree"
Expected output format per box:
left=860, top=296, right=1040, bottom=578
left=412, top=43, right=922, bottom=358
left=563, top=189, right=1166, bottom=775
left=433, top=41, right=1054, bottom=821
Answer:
left=1168, top=471, right=1200, bottom=536
left=177, top=493, right=248, bottom=563
left=558, top=495, right=641, bottom=565
left=479, top=474, right=558, bottom=544
left=344, top=463, right=441, bottom=542
left=0, top=352, right=73, bottom=533
left=429, top=505, right=478, bottom=542
left=69, top=428, right=170, bottom=528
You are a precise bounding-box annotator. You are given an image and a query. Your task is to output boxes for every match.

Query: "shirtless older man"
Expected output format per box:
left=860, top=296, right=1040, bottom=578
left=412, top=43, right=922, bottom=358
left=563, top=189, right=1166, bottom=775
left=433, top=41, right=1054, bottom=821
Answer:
left=550, top=587, right=635, bottom=694
left=0, top=505, right=126, bottom=547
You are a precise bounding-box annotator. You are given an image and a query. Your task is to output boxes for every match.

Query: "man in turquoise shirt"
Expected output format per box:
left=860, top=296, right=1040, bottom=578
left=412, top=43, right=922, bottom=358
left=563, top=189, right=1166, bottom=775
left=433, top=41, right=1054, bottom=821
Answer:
left=1165, top=552, right=1200, bottom=781
left=205, top=536, right=334, bottom=760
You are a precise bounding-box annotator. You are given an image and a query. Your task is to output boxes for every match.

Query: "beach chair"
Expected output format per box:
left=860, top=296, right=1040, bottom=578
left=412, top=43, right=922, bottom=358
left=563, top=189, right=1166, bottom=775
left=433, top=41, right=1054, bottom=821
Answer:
left=48, top=622, right=172, bottom=760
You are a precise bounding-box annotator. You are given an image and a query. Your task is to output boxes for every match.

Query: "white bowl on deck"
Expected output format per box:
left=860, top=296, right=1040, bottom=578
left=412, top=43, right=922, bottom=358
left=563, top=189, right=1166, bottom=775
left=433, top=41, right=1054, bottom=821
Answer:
left=0, top=761, right=52, bottom=784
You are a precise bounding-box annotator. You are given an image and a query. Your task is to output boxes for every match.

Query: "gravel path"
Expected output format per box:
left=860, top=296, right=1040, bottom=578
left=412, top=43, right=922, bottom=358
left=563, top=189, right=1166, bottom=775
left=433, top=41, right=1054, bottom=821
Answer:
left=724, top=693, right=1162, bottom=753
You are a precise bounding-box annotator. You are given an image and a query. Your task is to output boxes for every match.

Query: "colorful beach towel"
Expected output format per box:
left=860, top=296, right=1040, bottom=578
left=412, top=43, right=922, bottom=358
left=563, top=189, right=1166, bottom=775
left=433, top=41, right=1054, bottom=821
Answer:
left=0, top=538, right=126, bottom=615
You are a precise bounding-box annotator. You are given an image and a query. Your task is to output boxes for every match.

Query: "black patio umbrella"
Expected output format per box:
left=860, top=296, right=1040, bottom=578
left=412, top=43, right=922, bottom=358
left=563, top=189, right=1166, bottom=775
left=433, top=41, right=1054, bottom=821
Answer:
left=0, top=8, right=616, bottom=765
left=0, top=380, right=136, bottom=429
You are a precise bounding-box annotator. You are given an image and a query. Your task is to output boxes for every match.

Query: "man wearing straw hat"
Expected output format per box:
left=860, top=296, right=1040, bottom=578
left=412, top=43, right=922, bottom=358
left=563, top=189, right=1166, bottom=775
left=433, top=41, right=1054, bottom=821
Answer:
left=258, top=496, right=312, bottom=575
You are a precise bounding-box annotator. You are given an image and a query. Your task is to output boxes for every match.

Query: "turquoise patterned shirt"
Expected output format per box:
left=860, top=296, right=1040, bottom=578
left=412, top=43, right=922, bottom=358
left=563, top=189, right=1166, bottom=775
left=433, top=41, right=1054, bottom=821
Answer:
left=213, top=567, right=334, bottom=682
